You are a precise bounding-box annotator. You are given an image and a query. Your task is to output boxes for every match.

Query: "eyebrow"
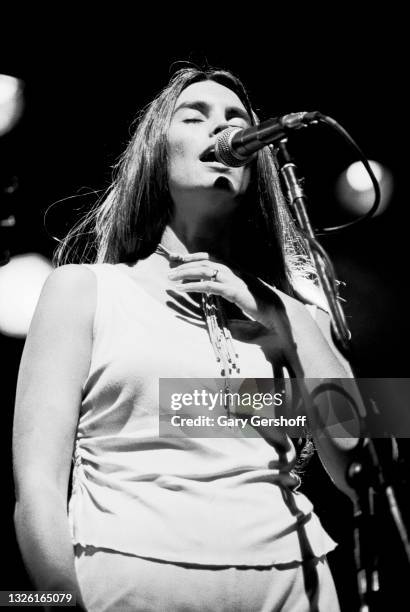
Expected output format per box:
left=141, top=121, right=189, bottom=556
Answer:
left=174, top=100, right=252, bottom=124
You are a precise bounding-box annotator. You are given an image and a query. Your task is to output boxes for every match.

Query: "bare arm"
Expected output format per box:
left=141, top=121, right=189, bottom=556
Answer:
left=290, top=302, right=363, bottom=501
left=13, top=264, right=96, bottom=609
left=231, top=277, right=363, bottom=500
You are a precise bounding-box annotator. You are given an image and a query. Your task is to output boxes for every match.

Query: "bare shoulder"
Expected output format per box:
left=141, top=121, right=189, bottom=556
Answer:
left=30, top=264, right=97, bottom=334
left=43, top=263, right=95, bottom=291
left=271, top=287, right=312, bottom=320
left=39, top=264, right=95, bottom=302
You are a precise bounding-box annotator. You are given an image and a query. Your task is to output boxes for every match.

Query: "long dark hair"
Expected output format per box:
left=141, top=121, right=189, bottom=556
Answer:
left=53, top=67, right=318, bottom=298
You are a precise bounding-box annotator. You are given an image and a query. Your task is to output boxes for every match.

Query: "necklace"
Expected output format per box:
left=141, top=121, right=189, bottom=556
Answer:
left=155, top=243, right=240, bottom=416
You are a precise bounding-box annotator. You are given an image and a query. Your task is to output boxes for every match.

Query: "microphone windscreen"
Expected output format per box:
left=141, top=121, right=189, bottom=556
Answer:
left=214, top=127, right=246, bottom=167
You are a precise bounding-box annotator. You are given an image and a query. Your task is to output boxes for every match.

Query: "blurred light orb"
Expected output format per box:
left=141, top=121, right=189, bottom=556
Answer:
left=0, top=254, right=53, bottom=337
left=0, top=74, right=24, bottom=136
left=346, top=160, right=383, bottom=191
left=336, top=160, right=394, bottom=216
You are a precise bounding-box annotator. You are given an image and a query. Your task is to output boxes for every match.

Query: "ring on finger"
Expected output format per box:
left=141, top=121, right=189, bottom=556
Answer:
left=210, top=268, right=219, bottom=281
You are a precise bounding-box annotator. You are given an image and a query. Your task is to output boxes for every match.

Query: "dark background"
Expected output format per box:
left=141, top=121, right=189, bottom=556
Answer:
left=1, top=13, right=408, bottom=610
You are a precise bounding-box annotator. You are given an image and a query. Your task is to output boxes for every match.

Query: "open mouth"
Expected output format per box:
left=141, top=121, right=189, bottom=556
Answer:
left=200, top=148, right=219, bottom=163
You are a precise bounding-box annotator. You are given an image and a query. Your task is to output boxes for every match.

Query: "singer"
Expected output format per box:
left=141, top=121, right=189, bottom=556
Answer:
left=13, top=67, right=356, bottom=611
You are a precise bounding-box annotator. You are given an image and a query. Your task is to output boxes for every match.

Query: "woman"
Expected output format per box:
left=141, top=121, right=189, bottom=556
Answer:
left=13, top=67, right=357, bottom=611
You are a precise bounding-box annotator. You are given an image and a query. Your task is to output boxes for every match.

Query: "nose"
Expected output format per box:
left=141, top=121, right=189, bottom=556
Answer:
left=210, top=116, right=231, bottom=137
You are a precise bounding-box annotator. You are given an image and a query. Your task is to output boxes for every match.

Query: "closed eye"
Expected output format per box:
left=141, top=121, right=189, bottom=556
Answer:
left=228, top=118, right=250, bottom=129
left=228, top=124, right=246, bottom=130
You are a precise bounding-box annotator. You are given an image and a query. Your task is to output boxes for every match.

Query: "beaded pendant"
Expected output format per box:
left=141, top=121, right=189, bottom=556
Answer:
left=155, top=243, right=240, bottom=416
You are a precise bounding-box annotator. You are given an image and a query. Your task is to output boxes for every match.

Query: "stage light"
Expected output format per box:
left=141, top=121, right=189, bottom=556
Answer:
left=0, top=74, right=24, bottom=137
left=0, top=254, right=53, bottom=337
left=335, top=160, right=394, bottom=216
left=346, top=160, right=383, bottom=191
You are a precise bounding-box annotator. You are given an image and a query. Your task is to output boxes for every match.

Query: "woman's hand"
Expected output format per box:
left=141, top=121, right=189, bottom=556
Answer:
left=167, top=251, right=274, bottom=328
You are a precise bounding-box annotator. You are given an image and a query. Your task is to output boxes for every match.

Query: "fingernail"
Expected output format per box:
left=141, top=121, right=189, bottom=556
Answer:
left=168, top=272, right=177, bottom=279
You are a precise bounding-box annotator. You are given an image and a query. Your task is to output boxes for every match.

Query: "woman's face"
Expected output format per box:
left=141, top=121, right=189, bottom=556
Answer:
left=167, top=80, right=252, bottom=204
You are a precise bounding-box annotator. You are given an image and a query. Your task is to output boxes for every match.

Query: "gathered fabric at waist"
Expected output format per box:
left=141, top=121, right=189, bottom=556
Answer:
left=68, top=436, right=336, bottom=566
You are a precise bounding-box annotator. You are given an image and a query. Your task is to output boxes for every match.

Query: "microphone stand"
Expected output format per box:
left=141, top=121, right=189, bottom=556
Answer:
left=276, top=138, right=350, bottom=353
left=275, top=138, right=410, bottom=611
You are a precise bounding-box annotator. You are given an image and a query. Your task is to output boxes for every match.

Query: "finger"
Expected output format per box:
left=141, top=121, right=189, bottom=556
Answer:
left=171, top=261, right=227, bottom=272
left=178, top=252, right=211, bottom=262
left=168, top=261, right=211, bottom=273
left=174, top=281, right=228, bottom=297
left=169, top=266, right=220, bottom=281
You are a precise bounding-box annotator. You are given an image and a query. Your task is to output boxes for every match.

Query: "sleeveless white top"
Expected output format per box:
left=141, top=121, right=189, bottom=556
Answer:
left=68, top=263, right=336, bottom=565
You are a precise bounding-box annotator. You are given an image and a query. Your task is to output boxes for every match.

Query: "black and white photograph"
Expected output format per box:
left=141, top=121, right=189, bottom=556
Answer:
left=1, top=14, right=408, bottom=611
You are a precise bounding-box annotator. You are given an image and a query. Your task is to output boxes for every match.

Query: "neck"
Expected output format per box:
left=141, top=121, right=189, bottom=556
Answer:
left=161, top=217, right=233, bottom=261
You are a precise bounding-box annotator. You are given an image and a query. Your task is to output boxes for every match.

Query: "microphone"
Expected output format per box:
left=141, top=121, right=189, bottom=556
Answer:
left=214, top=111, right=319, bottom=167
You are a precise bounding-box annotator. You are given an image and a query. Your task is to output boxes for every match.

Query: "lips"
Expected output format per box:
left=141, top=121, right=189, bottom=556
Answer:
left=200, top=146, right=218, bottom=162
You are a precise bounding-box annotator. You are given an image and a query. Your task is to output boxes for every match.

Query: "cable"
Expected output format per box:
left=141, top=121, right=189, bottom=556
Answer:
left=312, top=113, right=381, bottom=234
